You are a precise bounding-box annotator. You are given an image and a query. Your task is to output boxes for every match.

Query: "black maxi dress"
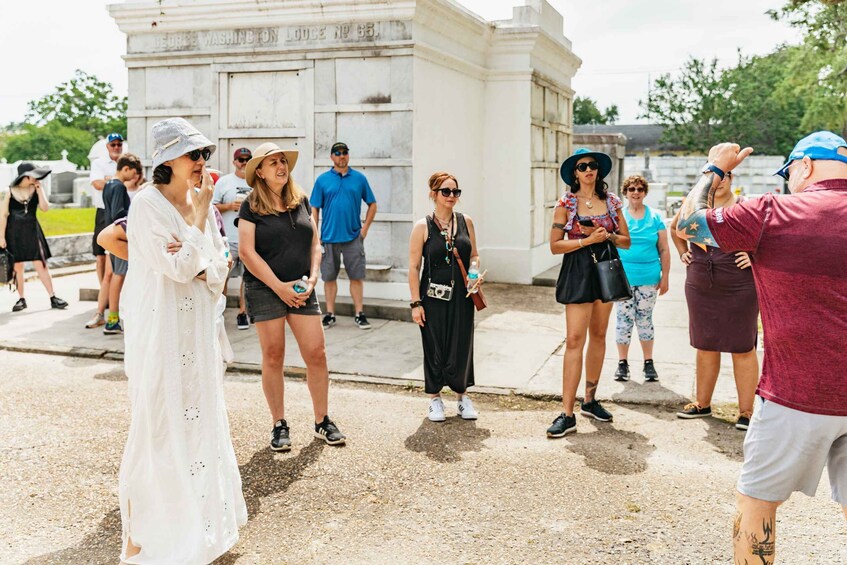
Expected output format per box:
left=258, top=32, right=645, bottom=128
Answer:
left=5, top=190, right=52, bottom=263
left=419, top=213, right=475, bottom=395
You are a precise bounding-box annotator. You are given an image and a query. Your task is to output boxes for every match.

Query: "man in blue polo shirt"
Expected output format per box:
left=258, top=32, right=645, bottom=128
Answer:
left=311, top=142, right=378, bottom=329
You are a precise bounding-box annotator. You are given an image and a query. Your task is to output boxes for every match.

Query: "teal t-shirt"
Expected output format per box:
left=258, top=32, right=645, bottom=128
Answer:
left=618, top=205, right=665, bottom=286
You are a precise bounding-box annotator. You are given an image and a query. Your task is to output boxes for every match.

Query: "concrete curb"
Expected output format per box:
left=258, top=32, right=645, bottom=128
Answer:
left=0, top=341, right=691, bottom=407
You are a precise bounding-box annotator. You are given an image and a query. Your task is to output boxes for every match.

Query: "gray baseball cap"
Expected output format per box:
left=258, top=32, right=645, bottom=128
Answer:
left=151, top=118, right=216, bottom=169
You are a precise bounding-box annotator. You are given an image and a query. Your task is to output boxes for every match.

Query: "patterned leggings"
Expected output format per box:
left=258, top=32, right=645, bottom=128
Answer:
left=615, top=284, right=659, bottom=345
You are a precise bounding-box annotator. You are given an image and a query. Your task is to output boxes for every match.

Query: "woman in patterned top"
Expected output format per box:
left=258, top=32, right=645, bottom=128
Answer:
left=547, top=148, right=631, bottom=438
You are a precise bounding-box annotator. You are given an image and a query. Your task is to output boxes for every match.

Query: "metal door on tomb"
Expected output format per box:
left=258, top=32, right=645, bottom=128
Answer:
left=213, top=61, right=315, bottom=190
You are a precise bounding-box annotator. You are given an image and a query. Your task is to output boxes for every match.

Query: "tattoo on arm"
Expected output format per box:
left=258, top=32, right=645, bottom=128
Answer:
left=552, top=223, right=566, bottom=230
left=677, top=173, right=719, bottom=248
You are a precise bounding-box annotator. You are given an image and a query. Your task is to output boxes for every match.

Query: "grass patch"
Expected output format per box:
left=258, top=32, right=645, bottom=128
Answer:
left=38, top=208, right=96, bottom=237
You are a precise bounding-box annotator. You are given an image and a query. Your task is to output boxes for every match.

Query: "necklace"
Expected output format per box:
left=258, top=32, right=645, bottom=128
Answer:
left=578, top=193, right=594, bottom=209
left=13, top=189, right=33, bottom=215
left=432, top=211, right=455, bottom=265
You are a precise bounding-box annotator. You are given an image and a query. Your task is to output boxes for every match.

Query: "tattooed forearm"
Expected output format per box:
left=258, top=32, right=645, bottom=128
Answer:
left=677, top=173, right=720, bottom=247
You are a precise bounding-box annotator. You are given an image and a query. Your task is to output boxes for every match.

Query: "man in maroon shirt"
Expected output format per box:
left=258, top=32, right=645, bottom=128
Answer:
left=677, top=131, right=847, bottom=563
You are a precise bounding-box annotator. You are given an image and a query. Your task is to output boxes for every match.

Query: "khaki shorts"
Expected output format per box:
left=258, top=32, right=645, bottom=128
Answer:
left=737, top=396, right=847, bottom=506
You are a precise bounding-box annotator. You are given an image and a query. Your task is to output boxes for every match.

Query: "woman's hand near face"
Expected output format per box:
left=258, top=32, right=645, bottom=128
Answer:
left=735, top=252, right=752, bottom=270
left=412, top=305, right=426, bottom=327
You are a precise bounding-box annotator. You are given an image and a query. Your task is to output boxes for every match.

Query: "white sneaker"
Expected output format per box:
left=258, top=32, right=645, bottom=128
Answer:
left=457, top=395, right=478, bottom=420
left=428, top=397, right=446, bottom=422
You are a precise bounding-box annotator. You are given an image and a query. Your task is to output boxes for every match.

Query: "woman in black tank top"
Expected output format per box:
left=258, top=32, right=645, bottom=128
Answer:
left=407, top=172, right=481, bottom=422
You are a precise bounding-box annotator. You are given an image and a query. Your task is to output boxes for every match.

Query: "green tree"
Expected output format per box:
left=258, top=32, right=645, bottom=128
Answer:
left=573, top=96, right=619, bottom=125
left=769, top=0, right=847, bottom=137
left=25, top=69, right=127, bottom=138
left=3, top=122, right=95, bottom=167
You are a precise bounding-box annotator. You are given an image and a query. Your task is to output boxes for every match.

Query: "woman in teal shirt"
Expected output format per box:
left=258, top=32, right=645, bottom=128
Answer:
left=614, top=175, right=670, bottom=382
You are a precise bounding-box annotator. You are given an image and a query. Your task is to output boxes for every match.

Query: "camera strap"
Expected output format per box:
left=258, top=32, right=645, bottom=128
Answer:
left=427, top=214, right=455, bottom=288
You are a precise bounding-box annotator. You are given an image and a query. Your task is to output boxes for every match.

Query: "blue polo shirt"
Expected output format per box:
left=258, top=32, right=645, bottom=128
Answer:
left=310, top=167, right=377, bottom=243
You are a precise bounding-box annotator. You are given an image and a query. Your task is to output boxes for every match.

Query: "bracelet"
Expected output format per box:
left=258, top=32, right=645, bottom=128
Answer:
left=702, top=163, right=726, bottom=180
left=578, top=239, right=584, bottom=248
left=409, top=300, right=422, bottom=309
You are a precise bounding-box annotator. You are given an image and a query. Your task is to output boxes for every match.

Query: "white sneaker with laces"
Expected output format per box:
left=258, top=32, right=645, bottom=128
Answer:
left=428, top=397, right=446, bottom=422
left=457, top=395, right=478, bottom=420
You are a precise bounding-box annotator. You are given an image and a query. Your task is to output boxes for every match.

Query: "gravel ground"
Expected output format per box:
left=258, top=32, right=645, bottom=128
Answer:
left=1, top=351, right=844, bottom=564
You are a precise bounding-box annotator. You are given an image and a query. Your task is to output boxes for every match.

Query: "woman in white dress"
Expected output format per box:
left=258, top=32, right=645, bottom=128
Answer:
left=119, top=118, right=247, bottom=563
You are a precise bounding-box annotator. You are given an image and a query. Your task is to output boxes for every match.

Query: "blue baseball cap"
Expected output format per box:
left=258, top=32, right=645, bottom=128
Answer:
left=107, top=133, right=124, bottom=143
left=775, top=131, right=847, bottom=179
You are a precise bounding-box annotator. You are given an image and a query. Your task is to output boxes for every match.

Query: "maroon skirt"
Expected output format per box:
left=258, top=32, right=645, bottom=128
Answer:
left=684, top=246, right=758, bottom=353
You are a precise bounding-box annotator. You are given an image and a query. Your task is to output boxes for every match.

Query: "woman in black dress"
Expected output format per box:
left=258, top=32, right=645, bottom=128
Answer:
left=0, top=163, right=68, bottom=312
left=408, top=172, right=481, bottom=422
left=671, top=170, right=759, bottom=430
left=547, top=149, right=631, bottom=438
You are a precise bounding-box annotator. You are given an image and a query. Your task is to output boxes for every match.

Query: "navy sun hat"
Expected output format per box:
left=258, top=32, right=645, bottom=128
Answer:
left=560, top=148, right=613, bottom=187
left=775, top=131, right=847, bottom=179
left=11, top=162, right=51, bottom=188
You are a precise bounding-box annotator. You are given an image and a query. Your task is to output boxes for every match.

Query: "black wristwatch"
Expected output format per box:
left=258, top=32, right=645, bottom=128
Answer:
left=410, top=300, right=422, bottom=309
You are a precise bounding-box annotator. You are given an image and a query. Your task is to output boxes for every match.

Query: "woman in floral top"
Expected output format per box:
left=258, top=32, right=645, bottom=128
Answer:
left=546, top=148, right=631, bottom=438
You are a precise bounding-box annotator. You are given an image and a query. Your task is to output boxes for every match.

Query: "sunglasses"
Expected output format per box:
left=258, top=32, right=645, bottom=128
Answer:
left=626, top=186, right=646, bottom=193
left=236, top=157, right=250, bottom=164
left=433, top=188, right=462, bottom=198
left=187, top=148, right=212, bottom=162
left=108, top=142, right=123, bottom=148
left=332, top=150, right=349, bottom=156
left=575, top=162, right=599, bottom=172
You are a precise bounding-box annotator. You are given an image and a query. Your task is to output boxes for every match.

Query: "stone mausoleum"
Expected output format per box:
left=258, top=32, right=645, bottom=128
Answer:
left=110, top=0, right=580, bottom=298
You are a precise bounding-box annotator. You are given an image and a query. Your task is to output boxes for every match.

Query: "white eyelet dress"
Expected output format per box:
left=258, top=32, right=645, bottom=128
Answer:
left=119, top=187, right=247, bottom=564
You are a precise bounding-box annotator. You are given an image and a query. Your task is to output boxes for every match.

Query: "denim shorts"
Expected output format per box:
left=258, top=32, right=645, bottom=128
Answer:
left=244, top=282, right=321, bottom=322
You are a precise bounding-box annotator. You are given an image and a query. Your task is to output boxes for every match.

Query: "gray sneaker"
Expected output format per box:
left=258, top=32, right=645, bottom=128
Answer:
left=580, top=400, right=613, bottom=422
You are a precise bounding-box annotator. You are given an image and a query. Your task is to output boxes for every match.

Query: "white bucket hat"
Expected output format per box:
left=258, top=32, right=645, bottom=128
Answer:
left=151, top=118, right=216, bottom=169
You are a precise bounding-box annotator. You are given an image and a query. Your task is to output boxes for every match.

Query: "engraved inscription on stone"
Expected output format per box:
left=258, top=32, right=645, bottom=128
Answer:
left=129, top=21, right=410, bottom=54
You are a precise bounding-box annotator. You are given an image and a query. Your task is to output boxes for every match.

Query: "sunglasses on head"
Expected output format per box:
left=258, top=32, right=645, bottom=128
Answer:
left=236, top=157, right=250, bottom=163
left=187, top=148, right=212, bottom=162
left=433, top=188, right=462, bottom=197
left=332, top=150, right=349, bottom=156
left=575, top=161, right=599, bottom=172
left=626, top=186, right=646, bottom=193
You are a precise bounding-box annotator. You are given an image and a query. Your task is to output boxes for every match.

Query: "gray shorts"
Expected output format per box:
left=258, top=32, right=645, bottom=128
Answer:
left=110, top=254, right=129, bottom=276
left=244, top=282, right=321, bottom=322
left=737, top=395, right=847, bottom=506
left=320, top=236, right=366, bottom=281
left=228, top=241, right=244, bottom=278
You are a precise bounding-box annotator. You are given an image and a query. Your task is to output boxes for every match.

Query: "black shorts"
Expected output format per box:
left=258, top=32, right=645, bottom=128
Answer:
left=92, top=208, right=108, bottom=256
left=245, top=282, right=321, bottom=322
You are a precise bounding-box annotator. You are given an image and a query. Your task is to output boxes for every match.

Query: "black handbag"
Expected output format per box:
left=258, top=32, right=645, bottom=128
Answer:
left=0, top=247, right=14, bottom=286
left=592, top=243, right=632, bottom=302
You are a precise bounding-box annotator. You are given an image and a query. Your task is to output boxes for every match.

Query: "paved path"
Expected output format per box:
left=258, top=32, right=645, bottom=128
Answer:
left=2, top=351, right=843, bottom=564
left=0, top=258, right=755, bottom=411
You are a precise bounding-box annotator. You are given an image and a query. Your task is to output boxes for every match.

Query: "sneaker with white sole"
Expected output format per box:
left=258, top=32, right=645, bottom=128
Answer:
left=428, top=397, right=446, bottom=422
left=85, top=312, right=106, bottom=329
left=457, top=395, right=478, bottom=420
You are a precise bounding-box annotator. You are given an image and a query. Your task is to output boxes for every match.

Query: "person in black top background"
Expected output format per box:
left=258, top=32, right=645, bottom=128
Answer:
left=0, top=163, right=67, bottom=312
left=102, top=153, right=142, bottom=334
left=238, top=142, right=346, bottom=451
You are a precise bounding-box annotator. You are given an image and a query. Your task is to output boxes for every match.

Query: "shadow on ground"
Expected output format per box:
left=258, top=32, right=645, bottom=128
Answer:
left=404, top=417, right=491, bottom=462
left=562, top=420, right=655, bottom=475
left=26, top=441, right=326, bottom=564
left=613, top=380, right=744, bottom=463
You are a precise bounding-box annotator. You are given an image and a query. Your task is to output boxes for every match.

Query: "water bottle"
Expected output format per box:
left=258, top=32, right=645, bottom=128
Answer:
left=467, top=259, right=480, bottom=294
left=293, top=276, right=309, bottom=293
left=222, top=236, right=230, bottom=260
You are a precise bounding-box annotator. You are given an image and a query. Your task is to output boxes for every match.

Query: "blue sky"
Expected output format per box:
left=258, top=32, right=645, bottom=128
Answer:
left=0, top=0, right=801, bottom=126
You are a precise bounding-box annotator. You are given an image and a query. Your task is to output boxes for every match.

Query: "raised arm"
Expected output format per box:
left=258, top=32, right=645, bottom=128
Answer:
left=677, top=143, right=753, bottom=247
left=35, top=181, right=49, bottom=212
